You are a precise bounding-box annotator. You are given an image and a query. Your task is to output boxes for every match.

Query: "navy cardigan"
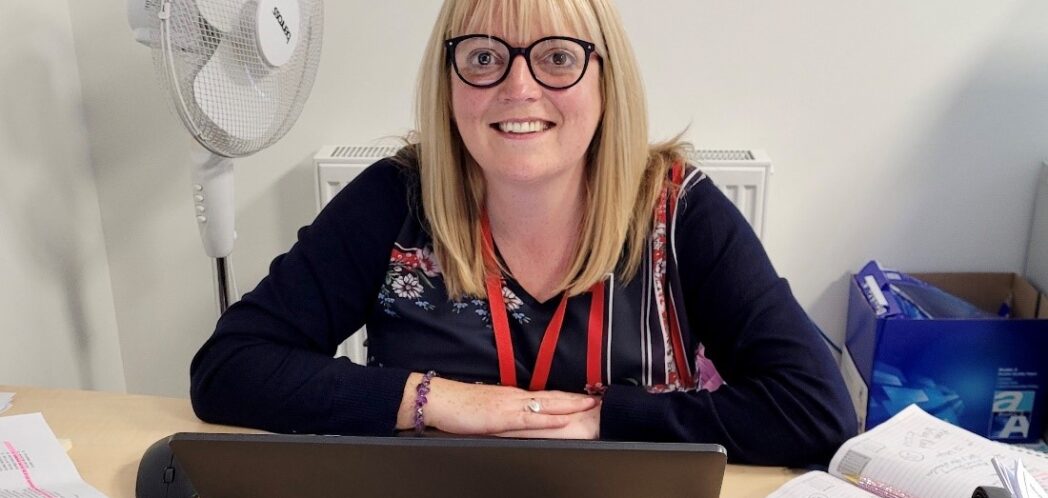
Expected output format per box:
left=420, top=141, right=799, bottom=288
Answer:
left=190, top=158, right=856, bottom=466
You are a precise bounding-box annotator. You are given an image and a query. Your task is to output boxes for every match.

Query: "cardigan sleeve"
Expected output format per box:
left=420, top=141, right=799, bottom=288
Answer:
left=599, top=173, right=857, bottom=466
left=190, top=159, right=414, bottom=436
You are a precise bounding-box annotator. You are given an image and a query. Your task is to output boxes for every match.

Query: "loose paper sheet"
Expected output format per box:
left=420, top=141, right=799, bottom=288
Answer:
left=0, top=412, right=108, bottom=498
left=0, top=393, right=13, bottom=415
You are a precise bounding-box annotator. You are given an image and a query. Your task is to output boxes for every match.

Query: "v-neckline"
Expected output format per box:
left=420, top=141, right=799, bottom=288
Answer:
left=489, top=242, right=564, bottom=308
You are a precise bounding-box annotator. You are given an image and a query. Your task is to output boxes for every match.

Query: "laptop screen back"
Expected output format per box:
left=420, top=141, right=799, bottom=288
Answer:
left=169, top=433, right=726, bottom=498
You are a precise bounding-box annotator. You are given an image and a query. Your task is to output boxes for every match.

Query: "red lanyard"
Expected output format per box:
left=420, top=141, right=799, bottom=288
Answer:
left=480, top=213, right=605, bottom=391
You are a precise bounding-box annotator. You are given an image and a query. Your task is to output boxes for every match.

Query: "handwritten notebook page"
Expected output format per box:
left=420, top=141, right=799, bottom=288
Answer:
left=768, top=471, right=879, bottom=498
left=828, top=405, right=1048, bottom=498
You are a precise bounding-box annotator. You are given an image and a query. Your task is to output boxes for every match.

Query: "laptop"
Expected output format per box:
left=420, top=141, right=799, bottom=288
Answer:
left=168, top=432, right=727, bottom=498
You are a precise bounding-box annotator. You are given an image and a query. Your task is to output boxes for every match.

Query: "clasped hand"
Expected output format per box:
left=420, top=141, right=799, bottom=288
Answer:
left=397, top=374, right=601, bottom=439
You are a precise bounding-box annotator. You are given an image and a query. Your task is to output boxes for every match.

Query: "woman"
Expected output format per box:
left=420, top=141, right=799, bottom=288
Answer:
left=190, top=0, right=856, bottom=466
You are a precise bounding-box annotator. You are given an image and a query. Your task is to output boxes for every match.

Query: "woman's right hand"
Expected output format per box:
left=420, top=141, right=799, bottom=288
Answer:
left=396, top=373, right=598, bottom=435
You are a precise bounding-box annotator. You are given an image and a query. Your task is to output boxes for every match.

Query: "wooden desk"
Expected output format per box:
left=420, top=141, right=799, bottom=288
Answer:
left=0, top=386, right=799, bottom=497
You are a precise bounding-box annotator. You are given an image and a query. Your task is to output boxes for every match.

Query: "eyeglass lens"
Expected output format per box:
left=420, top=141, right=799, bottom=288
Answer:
left=453, top=37, right=589, bottom=89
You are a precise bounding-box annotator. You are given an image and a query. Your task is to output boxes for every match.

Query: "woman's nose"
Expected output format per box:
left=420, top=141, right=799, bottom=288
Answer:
left=498, top=55, right=542, bottom=102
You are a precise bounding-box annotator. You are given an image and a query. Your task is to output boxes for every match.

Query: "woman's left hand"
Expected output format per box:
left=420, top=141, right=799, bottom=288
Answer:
left=493, top=398, right=601, bottom=439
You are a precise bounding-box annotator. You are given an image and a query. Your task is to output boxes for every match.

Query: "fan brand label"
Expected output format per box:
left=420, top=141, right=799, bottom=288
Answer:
left=272, top=7, right=292, bottom=43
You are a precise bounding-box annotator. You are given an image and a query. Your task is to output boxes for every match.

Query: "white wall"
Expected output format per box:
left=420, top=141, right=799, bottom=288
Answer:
left=51, top=0, right=1048, bottom=396
left=0, top=2, right=124, bottom=391
left=630, top=0, right=1048, bottom=346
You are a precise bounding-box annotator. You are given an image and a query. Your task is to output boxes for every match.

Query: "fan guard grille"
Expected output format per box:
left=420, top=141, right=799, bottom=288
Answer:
left=146, top=0, right=322, bottom=157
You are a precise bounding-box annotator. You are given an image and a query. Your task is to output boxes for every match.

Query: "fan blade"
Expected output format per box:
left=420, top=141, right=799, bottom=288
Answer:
left=192, top=38, right=276, bottom=141
left=196, top=0, right=249, bottom=33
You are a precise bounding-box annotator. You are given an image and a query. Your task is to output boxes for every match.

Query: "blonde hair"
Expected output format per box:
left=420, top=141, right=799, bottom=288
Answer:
left=407, top=0, right=687, bottom=300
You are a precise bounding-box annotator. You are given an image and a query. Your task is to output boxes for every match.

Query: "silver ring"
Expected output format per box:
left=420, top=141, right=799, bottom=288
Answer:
left=525, top=398, right=542, bottom=414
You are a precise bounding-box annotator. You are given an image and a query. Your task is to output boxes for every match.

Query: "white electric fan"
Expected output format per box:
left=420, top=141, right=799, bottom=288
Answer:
left=128, top=0, right=323, bottom=313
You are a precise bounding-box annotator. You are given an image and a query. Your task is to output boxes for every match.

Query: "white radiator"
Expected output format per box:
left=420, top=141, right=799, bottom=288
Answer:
left=689, top=149, right=773, bottom=240
left=314, top=145, right=773, bottom=362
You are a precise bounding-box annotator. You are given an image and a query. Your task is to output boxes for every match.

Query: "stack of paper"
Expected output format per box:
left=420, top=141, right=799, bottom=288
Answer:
left=993, top=457, right=1048, bottom=498
left=0, top=412, right=108, bottom=497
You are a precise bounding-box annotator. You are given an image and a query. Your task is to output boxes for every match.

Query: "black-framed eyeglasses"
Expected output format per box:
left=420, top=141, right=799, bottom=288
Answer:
left=445, top=34, right=599, bottom=90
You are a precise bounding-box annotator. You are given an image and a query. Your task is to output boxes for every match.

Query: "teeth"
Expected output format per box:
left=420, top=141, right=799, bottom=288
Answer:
left=497, top=121, right=550, bottom=134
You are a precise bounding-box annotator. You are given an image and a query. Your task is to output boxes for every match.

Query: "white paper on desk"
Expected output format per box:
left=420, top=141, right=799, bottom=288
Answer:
left=0, top=412, right=108, bottom=497
left=767, top=471, right=880, bottom=498
left=0, top=393, right=13, bottom=415
left=829, top=405, right=1048, bottom=498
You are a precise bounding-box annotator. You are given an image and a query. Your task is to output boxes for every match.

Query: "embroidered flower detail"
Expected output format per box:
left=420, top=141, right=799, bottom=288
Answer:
left=648, top=174, right=690, bottom=391
left=416, top=246, right=441, bottom=277
left=694, top=344, right=724, bottom=392
left=646, top=383, right=686, bottom=394
left=391, top=274, right=423, bottom=299
left=652, top=224, right=666, bottom=252
left=376, top=282, right=400, bottom=317
left=502, top=286, right=523, bottom=311
left=474, top=307, right=492, bottom=326
left=585, top=383, right=608, bottom=396
left=390, top=247, right=421, bottom=270
left=380, top=244, right=529, bottom=327
left=382, top=244, right=442, bottom=314
left=414, top=300, right=436, bottom=311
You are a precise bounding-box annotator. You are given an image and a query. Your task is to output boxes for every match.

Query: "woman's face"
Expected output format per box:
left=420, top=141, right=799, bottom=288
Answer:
left=450, top=30, right=603, bottom=188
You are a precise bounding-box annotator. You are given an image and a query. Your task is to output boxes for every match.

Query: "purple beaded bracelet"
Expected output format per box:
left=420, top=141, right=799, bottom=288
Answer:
left=414, top=370, right=438, bottom=436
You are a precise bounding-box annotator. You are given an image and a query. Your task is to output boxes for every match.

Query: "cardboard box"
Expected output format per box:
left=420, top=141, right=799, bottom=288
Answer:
left=842, top=272, right=1048, bottom=442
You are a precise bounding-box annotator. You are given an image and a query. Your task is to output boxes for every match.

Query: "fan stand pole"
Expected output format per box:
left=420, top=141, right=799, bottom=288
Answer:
left=213, top=257, right=239, bottom=314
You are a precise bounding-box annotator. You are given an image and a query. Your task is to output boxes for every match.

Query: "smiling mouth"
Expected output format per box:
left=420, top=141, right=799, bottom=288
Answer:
left=491, top=121, right=556, bottom=134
